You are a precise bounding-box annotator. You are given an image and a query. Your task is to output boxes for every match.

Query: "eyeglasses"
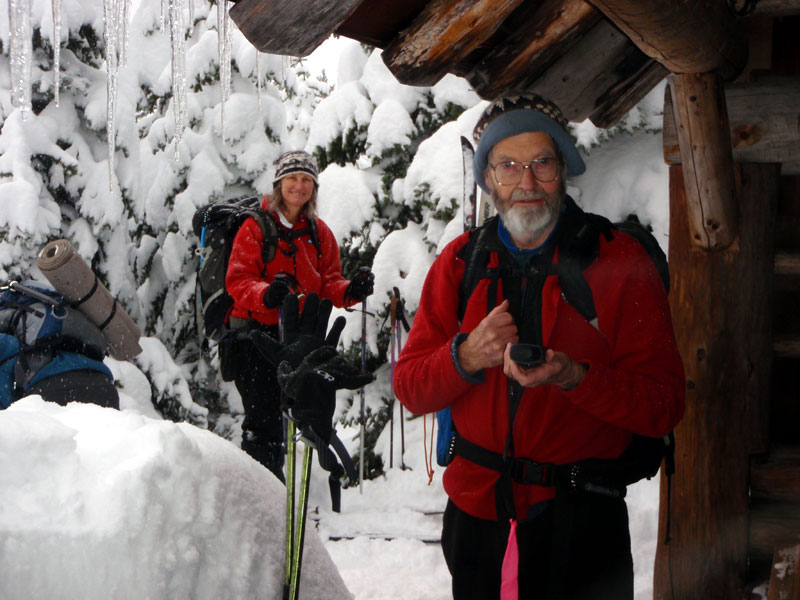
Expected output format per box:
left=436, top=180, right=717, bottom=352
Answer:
left=489, top=157, right=561, bottom=186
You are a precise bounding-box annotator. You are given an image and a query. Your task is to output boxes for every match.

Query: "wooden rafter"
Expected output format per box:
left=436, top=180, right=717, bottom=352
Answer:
left=381, top=0, right=525, bottom=86
left=230, top=0, right=366, bottom=55
left=465, top=0, right=601, bottom=99
left=587, top=0, right=748, bottom=78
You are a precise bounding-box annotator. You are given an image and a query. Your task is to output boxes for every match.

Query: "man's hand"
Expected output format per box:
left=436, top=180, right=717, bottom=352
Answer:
left=503, top=346, right=586, bottom=390
left=457, top=299, right=518, bottom=375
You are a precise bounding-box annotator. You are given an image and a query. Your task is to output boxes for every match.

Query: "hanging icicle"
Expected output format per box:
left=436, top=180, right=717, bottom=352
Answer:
left=256, top=52, right=262, bottom=111
left=9, top=0, right=33, bottom=119
left=103, top=0, right=120, bottom=191
left=52, top=0, right=61, bottom=107
left=187, top=0, right=195, bottom=28
left=217, top=0, right=232, bottom=143
left=169, top=0, right=187, bottom=161
left=160, top=0, right=167, bottom=33
left=120, top=0, right=131, bottom=68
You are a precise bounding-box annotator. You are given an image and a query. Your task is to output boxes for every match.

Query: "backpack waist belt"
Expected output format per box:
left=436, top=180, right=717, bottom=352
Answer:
left=451, top=431, right=557, bottom=486
left=451, top=430, right=626, bottom=498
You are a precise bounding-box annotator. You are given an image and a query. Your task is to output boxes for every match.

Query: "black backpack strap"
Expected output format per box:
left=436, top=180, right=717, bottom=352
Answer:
left=246, top=208, right=278, bottom=266
left=456, top=216, right=505, bottom=323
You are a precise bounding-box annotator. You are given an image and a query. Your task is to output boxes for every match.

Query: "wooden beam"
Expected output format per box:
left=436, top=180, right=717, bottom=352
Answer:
left=667, top=73, right=739, bottom=251
left=750, top=504, right=800, bottom=565
left=752, top=0, right=800, bottom=16
left=587, top=0, right=748, bottom=79
left=525, top=19, right=667, bottom=126
left=336, top=0, right=429, bottom=49
left=766, top=544, right=800, bottom=600
left=465, top=0, right=601, bottom=99
left=589, top=55, right=668, bottom=128
left=230, top=0, right=365, bottom=55
left=654, top=163, right=779, bottom=599
left=381, top=0, right=525, bottom=86
left=751, top=447, right=800, bottom=503
left=664, top=77, right=800, bottom=175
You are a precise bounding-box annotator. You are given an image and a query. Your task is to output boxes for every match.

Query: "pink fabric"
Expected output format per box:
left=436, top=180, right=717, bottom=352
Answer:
left=500, top=518, right=519, bottom=600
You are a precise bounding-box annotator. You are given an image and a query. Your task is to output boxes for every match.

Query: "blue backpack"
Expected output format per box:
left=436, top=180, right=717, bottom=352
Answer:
left=0, top=281, right=109, bottom=408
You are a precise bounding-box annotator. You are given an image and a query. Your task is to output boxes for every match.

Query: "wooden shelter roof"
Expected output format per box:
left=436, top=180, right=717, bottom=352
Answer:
left=227, top=0, right=791, bottom=128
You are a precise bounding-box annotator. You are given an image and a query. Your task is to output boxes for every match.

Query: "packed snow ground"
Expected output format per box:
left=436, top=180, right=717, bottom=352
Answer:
left=1, top=386, right=661, bottom=600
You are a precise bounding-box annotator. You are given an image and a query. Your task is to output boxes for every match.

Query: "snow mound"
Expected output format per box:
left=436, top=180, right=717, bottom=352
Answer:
left=0, top=397, right=351, bottom=600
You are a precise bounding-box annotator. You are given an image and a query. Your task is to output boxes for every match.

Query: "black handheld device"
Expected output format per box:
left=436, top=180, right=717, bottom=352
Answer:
left=509, top=343, right=545, bottom=368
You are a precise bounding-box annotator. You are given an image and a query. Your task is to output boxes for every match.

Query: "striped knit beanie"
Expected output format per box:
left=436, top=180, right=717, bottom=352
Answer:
left=273, top=151, right=319, bottom=185
left=473, top=94, right=585, bottom=192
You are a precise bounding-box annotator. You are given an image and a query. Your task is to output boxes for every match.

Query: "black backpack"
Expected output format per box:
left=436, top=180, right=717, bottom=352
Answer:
left=446, top=201, right=675, bottom=495
left=192, top=196, right=322, bottom=344
left=0, top=281, right=107, bottom=401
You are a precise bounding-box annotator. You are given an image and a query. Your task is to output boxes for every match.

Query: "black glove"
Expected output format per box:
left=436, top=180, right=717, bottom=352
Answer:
left=345, top=267, right=374, bottom=302
left=250, top=292, right=345, bottom=371
left=263, top=275, right=291, bottom=308
left=278, top=346, right=374, bottom=444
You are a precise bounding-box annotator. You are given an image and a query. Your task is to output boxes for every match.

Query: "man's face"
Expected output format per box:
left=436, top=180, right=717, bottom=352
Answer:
left=484, top=131, right=566, bottom=248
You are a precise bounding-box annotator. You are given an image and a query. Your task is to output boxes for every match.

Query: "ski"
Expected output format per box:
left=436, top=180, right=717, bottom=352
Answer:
left=461, top=136, right=477, bottom=232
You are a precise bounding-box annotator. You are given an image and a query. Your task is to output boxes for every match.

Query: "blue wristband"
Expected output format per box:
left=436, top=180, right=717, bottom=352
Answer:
left=451, top=333, right=485, bottom=384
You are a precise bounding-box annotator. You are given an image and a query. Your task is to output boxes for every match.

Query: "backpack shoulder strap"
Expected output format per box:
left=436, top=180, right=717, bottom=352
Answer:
left=245, top=207, right=278, bottom=265
left=456, top=216, right=503, bottom=323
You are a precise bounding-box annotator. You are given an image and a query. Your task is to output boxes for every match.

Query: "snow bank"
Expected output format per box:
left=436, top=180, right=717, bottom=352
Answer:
left=0, top=397, right=351, bottom=600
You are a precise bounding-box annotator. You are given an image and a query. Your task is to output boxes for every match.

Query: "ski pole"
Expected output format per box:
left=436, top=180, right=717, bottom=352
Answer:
left=288, top=443, right=313, bottom=600
left=359, top=293, right=367, bottom=493
left=389, top=295, right=397, bottom=469
left=392, top=288, right=411, bottom=470
left=279, top=306, right=295, bottom=600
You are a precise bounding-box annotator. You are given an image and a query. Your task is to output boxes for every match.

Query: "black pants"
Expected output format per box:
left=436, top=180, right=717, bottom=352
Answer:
left=27, top=369, right=119, bottom=409
left=441, top=493, right=633, bottom=600
left=231, top=326, right=285, bottom=481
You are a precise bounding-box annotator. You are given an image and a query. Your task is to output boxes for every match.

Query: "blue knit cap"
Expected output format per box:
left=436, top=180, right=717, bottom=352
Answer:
left=473, top=94, right=585, bottom=193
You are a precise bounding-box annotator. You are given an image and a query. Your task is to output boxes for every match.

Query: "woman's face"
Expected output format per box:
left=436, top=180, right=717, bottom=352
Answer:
left=280, top=173, right=315, bottom=212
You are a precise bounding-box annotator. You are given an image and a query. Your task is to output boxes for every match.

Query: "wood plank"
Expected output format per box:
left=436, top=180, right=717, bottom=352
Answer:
left=381, top=0, right=525, bottom=86
left=668, top=73, right=739, bottom=250
left=753, top=0, right=800, bottom=16
left=766, top=544, right=800, bottom=600
left=751, top=447, right=800, bottom=503
left=750, top=504, right=800, bottom=564
left=589, top=56, right=668, bottom=128
left=336, top=0, right=429, bottom=49
left=465, top=0, right=601, bottom=99
left=663, top=78, right=800, bottom=171
left=654, top=164, right=779, bottom=599
left=587, top=0, right=748, bottom=79
left=776, top=252, right=800, bottom=276
left=230, top=0, right=365, bottom=55
left=774, top=336, right=800, bottom=358
left=526, top=19, right=667, bottom=125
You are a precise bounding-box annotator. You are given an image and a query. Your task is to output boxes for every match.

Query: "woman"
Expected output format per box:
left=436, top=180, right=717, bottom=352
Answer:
left=225, top=150, right=373, bottom=481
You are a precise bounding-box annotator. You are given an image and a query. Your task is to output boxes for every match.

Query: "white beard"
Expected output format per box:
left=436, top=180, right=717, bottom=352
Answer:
left=495, top=189, right=562, bottom=246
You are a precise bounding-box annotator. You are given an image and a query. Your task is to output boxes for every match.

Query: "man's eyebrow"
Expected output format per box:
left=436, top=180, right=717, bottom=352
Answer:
left=492, top=150, right=557, bottom=162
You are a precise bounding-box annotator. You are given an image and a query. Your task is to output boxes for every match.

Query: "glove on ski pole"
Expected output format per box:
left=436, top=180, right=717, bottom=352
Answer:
left=249, top=292, right=345, bottom=371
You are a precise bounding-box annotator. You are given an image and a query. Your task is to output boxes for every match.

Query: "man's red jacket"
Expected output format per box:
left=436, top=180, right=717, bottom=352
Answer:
left=393, top=221, right=685, bottom=521
left=226, top=197, right=354, bottom=326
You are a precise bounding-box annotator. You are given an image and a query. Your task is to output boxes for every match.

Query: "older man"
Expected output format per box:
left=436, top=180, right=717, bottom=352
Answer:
left=394, top=94, right=685, bottom=599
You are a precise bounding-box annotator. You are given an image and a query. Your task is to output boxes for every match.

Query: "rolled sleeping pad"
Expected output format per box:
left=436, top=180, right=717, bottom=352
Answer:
left=37, top=239, right=142, bottom=361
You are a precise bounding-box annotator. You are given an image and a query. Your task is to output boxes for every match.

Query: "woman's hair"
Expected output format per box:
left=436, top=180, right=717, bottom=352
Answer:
left=269, top=181, right=318, bottom=219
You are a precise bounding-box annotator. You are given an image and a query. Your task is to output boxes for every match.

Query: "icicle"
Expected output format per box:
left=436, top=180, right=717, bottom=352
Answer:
left=187, top=0, right=195, bottom=28
left=51, top=0, right=61, bottom=106
left=169, top=0, right=187, bottom=161
left=160, top=0, right=167, bottom=33
left=9, top=0, right=33, bottom=119
left=256, top=52, right=262, bottom=111
left=218, top=0, right=232, bottom=143
left=120, top=0, right=131, bottom=68
left=103, top=0, right=120, bottom=191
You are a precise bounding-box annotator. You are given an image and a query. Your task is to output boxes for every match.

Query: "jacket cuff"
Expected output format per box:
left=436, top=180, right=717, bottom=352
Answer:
left=451, top=333, right=485, bottom=384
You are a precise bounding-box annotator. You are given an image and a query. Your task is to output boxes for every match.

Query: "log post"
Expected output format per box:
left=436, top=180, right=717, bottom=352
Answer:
left=667, top=73, right=740, bottom=250
left=654, top=164, right=779, bottom=599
